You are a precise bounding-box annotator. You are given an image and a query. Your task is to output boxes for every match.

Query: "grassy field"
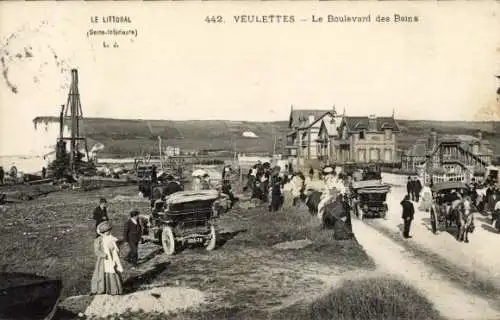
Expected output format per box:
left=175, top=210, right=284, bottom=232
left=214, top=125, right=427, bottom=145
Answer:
left=33, top=116, right=500, bottom=158
left=1, top=182, right=443, bottom=319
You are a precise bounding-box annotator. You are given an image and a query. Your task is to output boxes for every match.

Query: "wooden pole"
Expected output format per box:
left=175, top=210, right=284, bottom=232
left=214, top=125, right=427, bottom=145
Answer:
left=158, top=136, right=163, bottom=171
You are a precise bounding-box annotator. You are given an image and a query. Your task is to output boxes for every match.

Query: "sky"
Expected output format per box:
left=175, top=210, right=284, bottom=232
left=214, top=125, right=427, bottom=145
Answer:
left=0, top=1, right=499, bottom=155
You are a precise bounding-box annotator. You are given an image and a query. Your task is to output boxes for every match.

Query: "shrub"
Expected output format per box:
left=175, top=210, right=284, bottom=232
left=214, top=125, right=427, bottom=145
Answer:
left=281, top=277, right=443, bottom=320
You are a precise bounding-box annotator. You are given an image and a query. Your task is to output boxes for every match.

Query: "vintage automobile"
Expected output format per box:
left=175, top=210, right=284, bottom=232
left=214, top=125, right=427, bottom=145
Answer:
left=429, top=181, right=469, bottom=234
left=145, top=190, right=221, bottom=255
left=350, top=180, right=391, bottom=219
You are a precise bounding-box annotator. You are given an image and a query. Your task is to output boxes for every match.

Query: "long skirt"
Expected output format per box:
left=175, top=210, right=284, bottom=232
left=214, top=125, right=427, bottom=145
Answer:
left=91, top=258, right=124, bottom=295
left=282, top=190, right=294, bottom=209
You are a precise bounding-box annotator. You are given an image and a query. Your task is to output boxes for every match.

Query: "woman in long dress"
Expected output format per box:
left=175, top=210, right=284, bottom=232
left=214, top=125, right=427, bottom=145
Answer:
left=419, top=183, right=433, bottom=212
left=91, top=221, right=124, bottom=295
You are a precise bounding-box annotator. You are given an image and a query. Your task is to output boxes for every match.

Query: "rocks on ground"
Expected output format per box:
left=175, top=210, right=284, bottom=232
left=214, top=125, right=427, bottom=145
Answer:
left=84, top=287, right=206, bottom=318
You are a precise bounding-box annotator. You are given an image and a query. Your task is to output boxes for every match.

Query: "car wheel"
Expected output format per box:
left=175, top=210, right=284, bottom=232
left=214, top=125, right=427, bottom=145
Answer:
left=205, top=224, right=218, bottom=251
left=161, top=226, right=176, bottom=255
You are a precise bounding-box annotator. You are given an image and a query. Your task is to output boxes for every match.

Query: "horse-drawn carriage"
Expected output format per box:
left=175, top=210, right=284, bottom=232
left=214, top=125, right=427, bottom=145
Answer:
left=144, top=190, right=221, bottom=255
left=350, top=180, right=391, bottom=219
left=429, top=181, right=469, bottom=235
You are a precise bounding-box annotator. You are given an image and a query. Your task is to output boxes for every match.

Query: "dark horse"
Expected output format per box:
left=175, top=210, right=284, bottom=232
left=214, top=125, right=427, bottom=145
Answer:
left=303, top=189, right=322, bottom=215
left=322, top=194, right=354, bottom=240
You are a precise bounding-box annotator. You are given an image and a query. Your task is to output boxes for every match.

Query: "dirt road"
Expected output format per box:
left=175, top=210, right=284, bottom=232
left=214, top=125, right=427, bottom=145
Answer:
left=353, top=219, right=500, bottom=319
left=377, top=175, right=500, bottom=291
left=305, top=174, right=500, bottom=319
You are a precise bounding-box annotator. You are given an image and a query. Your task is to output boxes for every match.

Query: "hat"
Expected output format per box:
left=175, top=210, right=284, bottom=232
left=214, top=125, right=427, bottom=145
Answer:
left=130, top=209, right=140, bottom=217
left=323, top=167, right=334, bottom=174
left=97, top=221, right=112, bottom=234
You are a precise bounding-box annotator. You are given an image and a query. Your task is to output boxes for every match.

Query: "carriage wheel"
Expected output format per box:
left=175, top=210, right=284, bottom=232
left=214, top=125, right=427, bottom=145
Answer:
left=430, top=208, right=437, bottom=234
left=205, top=224, right=218, bottom=251
left=161, top=226, right=176, bottom=255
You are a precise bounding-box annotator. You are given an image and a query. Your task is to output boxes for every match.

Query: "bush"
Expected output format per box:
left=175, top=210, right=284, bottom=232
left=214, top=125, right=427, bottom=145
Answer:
left=281, top=277, right=443, bottom=320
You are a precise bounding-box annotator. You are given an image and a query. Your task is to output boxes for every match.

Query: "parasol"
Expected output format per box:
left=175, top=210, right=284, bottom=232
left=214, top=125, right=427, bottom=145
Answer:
left=323, top=166, right=334, bottom=174
left=192, top=169, right=207, bottom=177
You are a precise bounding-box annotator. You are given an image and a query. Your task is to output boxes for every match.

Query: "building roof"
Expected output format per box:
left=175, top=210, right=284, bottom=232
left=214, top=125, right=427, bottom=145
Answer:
left=289, top=108, right=334, bottom=129
left=340, top=116, right=400, bottom=132
left=319, top=116, right=342, bottom=137
left=405, top=134, right=493, bottom=156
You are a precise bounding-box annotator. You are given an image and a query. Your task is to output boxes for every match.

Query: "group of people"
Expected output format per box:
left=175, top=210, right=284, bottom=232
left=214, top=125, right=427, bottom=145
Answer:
left=91, top=198, right=144, bottom=296
left=406, top=176, right=423, bottom=202
left=401, top=175, right=500, bottom=239
left=149, top=174, right=183, bottom=208
left=245, top=161, right=291, bottom=212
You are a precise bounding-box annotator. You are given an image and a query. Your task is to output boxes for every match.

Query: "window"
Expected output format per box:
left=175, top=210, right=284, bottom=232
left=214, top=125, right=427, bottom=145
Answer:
left=384, top=149, right=392, bottom=162
left=384, top=129, right=392, bottom=140
left=359, top=131, right=365, bottom=139
left=370, top=148, right=380, bottom=161
left=358, top=149, right=366, bottom=162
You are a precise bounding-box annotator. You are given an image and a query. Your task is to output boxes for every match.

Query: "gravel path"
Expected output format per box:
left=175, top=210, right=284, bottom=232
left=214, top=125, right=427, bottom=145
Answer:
left=353, top=218, right=500, bottom=320
left=373, top=183, right=500, bottom=291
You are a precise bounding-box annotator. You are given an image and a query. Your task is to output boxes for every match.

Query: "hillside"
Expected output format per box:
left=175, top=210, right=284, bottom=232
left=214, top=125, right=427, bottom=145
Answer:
left=33, top=116, right=500, bottom=158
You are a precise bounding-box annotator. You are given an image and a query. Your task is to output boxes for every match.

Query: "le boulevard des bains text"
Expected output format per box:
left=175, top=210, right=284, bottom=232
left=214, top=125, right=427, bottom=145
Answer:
left=231, top=14, right=418, bottom=23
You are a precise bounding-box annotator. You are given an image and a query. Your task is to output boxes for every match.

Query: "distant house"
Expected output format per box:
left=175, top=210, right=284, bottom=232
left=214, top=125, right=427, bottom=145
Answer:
left=401, top=129, right=493, bottom=177
left=335, top=115, right=400, bottom=163
left=285, top=106, right=343, bottom=165
left=316, top=115, right=343, bottom=162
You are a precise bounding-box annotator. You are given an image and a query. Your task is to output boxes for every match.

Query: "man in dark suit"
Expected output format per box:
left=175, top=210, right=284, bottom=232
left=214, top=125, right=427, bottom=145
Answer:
left=406, top=176, right=414, bottom=201
left=401, top=195, right=415, bottom=238
left=92, top=198, right=108, bottom=236
left=162, top=175, right=182, bottom=197
left=123, top=210, right=143, bottom=267
left=413, top=177, right=422, bottom=202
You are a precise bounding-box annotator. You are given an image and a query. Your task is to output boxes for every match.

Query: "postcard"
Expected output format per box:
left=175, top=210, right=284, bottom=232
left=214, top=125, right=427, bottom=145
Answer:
left=0, top=1, right=499, bottom=319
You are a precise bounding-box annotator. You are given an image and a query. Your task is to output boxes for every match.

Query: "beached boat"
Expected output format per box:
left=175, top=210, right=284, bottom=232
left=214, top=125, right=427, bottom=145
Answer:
left=0, top=272, right=62, bottom=320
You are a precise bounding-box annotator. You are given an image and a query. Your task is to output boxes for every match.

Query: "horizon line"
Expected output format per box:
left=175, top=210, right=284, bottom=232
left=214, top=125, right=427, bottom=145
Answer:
left=31, top=115, right=500, bottom=123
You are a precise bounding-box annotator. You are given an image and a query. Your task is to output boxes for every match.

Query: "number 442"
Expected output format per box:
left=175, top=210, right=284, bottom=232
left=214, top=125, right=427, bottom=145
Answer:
left=205, top=16, right=223, bottom=23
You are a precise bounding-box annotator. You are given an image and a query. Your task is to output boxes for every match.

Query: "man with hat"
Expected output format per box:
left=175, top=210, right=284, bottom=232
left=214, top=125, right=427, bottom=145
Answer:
left=162, top=174, right=182, bottom=197
left=123, top=210, right=143, bottom=267
left=93, top=198, right=109, bottom=236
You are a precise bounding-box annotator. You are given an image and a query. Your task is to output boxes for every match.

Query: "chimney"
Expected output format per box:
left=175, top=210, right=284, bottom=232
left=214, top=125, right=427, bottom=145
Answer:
left=368, top=114, right=377, bottom=131
left=308, top=114, right=315, bottom=124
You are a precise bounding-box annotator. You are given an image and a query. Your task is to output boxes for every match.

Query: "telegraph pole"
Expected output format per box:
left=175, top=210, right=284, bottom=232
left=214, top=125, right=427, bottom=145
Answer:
left=158, top=136, right=164, bottom=171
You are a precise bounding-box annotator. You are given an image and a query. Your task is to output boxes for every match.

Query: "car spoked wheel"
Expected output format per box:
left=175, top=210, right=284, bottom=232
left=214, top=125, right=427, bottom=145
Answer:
left=205, top=224, right=218, bottom=251
left=161, top=226, right=176, bottom=255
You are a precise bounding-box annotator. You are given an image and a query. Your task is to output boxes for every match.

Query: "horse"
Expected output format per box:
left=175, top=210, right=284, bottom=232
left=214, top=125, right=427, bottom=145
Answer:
left=456, top=199, right=475, bottom=243
left=439, top=200, right=461, bottom=228
left=474, top=188, right=488, bottom=213
left=303, top=189, right=322, bottom=215
left=322, top=194, right=354, bottom=240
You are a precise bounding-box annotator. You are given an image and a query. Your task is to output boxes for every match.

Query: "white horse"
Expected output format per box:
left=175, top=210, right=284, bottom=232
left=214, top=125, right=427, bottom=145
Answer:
left=457, top=199, right=474, bottom=243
